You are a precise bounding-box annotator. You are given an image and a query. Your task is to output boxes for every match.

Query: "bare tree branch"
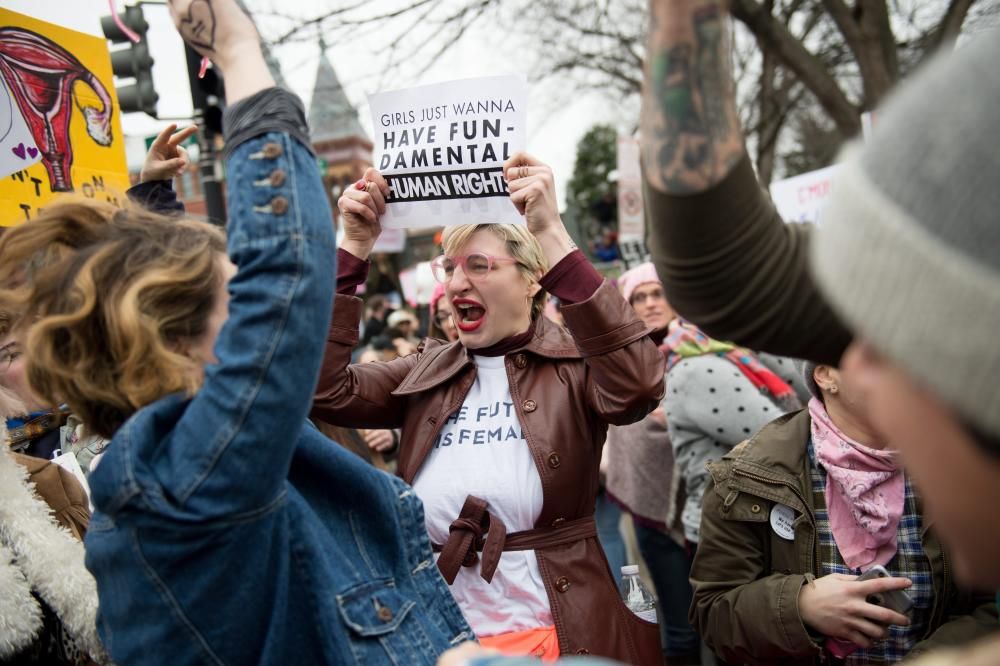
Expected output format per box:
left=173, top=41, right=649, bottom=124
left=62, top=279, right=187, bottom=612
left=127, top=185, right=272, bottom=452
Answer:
left=259, top=0, right=972, bottom=179
left=932, top=0, right=978, bottom=51
left=412, top=0, right=499, bottom=78
left=270, top=0, right=440, bottom=46
left=731, top=0, right=862, bottom=136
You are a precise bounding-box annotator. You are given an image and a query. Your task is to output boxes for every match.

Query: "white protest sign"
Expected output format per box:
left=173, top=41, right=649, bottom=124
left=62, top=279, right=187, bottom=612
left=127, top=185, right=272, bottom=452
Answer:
left=372, top=226, right=406, bottom=253
left=616, top=135, right=649, bottom=268
left=769, top=164, right=839, bottom=225
left=616, top=135, right=644, bottom=239
left=398, top=261, right=436, bottom=307
left=368, top=75, right=527, bottom=229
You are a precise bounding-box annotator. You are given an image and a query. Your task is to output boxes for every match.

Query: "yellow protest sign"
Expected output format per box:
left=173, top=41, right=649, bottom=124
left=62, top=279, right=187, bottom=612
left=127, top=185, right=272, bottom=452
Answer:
left=0, top=8, right=129, bottom=227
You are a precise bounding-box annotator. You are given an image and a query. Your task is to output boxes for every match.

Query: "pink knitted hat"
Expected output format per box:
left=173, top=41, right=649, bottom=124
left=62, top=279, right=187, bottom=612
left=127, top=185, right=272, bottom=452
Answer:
left=429, top=283, right=447, bottom=317
left=618, top=262, right=661, bottom=302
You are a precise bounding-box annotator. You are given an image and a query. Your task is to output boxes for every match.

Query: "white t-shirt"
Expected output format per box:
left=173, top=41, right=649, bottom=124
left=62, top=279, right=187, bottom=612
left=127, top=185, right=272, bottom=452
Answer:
left=412, top=354, right=551, bottom=636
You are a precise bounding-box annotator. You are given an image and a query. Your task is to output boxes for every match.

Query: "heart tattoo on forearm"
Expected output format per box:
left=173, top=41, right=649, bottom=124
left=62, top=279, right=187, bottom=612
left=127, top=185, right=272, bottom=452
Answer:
left=176, top=0, right=216, bottom=52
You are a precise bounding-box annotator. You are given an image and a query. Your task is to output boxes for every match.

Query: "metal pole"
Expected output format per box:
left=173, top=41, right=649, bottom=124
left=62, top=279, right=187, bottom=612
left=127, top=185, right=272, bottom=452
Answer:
left=185, top=45, right=227, bottom=225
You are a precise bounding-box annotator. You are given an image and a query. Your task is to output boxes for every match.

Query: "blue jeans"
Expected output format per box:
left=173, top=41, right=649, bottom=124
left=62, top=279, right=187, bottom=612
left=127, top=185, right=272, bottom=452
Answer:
left=635, top=523, right=700, bottom=660
left=595, top=490, right=628, bottom=592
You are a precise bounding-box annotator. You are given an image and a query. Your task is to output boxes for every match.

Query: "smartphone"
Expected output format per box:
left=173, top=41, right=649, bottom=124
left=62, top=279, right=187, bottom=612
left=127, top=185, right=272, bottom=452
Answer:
left=823, top=566, right=914, bottom=658
left=857, top=565, right=915, bottom=615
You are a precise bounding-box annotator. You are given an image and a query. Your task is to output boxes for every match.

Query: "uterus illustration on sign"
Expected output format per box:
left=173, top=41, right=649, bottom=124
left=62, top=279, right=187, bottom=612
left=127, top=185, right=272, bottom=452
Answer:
left=0, top=27, right=113, bottom=191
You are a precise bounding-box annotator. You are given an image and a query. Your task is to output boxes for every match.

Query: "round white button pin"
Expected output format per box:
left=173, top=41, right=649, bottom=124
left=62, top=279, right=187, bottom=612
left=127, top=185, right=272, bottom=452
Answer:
left=770, top=504, right=796, bottom=541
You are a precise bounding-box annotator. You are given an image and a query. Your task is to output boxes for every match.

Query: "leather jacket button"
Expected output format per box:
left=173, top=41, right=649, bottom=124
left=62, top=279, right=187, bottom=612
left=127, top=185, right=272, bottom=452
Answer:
left=547, top=452, right=561, bottom=469
left=270, top=196, right=289, bottom=215
left=269, top=169, right=287, bottom=187
left=513, top=353, right=527, bottom=369
left=262, top=142, right=283, bottom=158
left=522, top=399, right=536, bottom=413
left=551, top=517, right=566, bottom=528
left=377, top=606, right=393, bottom=622
left=555, top=576, right=571, bottom=593
left=751, top=503, right=761, bottom=514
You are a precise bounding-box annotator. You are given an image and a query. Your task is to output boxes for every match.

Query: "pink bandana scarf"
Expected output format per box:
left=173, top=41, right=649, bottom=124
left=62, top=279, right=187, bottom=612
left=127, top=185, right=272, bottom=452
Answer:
left=810, top=398, right=905, bottom=570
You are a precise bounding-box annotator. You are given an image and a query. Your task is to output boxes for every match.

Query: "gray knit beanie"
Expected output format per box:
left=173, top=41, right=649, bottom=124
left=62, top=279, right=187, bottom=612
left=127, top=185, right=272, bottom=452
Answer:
left=812, top=34, right=1000, bottom=438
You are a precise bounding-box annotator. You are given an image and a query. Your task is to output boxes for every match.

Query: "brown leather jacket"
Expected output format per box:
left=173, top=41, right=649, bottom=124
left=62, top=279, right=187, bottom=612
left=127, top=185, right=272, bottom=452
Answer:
left=312, top=280, right=665, bottom=664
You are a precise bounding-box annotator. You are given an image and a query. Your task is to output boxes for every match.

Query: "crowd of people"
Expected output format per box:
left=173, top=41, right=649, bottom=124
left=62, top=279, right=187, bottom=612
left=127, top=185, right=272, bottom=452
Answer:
left=0, top=0, right=998, bottom=664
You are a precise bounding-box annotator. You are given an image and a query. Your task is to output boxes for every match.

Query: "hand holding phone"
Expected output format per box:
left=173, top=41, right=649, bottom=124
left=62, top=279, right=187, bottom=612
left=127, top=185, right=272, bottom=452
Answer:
left=857, top=565, right=915, bottom=615
left=800, top=570, right=913, bottom=654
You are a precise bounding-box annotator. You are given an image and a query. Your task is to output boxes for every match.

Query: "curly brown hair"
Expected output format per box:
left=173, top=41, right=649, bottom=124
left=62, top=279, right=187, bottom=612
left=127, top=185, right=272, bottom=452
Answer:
left=0, top=198, right=227, bottom=439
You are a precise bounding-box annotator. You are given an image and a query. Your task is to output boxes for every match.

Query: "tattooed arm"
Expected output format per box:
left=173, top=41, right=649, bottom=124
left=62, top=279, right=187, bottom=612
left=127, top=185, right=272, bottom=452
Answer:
left=166, top=0, right=273, bottom=104
left=640, top=0, right=852, bottom=365
left=641, top=0, right=743, bottom=193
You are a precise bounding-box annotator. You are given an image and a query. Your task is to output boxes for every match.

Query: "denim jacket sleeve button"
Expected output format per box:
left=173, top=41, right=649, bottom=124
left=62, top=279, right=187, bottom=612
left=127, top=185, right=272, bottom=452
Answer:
left=262, top=142, right=283, bottom=158
left=270, top=196, right=289, bottom=215
left=269, top=169, right=287, bottom=187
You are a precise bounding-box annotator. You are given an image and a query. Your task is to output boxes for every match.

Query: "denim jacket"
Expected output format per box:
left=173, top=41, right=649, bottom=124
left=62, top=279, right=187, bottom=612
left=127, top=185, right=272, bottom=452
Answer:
left=85, top=129, right=471, bottom=664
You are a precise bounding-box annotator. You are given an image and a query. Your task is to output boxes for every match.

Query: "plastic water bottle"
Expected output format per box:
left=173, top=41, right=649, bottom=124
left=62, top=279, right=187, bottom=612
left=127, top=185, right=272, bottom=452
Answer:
left=621, top=565, right=658, bottom=623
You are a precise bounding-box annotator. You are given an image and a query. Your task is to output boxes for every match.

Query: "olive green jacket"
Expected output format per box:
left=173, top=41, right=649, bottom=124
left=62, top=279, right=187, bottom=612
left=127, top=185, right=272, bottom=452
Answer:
left=691, top=410, right=998, bottom=665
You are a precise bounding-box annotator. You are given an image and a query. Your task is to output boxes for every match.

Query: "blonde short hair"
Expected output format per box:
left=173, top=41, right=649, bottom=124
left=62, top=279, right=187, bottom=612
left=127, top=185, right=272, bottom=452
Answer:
left=441, top=224, right=549, bottom=320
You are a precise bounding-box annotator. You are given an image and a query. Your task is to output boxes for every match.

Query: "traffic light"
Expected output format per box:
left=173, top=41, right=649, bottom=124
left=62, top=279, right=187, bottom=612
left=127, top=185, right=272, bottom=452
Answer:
left=185, top=44, right=227, bottom=224
left=101, top=6, right=158, bottom=117
left=186, top=45, right=224, bottom=134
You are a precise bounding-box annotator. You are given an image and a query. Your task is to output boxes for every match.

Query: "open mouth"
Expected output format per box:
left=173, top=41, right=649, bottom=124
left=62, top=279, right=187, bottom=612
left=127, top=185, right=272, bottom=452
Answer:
left=453, top=298, right=486, bottom=332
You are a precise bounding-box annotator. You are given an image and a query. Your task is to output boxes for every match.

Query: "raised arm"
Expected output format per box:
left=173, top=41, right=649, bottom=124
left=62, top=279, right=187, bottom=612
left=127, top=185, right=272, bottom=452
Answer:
left=641, top=0, right=851, bottom=364
left=504, top=152, right=664, bottom=424
left=158, top=0, right=334, bottom=515
left=305, top=167, right=425, bottom=428
left=126, top=123, right=197, bottom=214
left=641, top=0, right=742, bottom=194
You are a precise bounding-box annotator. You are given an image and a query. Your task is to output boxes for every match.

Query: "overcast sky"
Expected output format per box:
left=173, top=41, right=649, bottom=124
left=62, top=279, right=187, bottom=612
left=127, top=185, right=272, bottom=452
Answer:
left=5, top=0, right=638, bottom=207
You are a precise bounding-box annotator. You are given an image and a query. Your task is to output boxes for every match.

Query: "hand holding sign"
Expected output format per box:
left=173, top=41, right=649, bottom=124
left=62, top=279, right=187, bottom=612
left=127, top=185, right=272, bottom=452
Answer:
left=367, top=75, right=527, bottom=229
left=504, top=152, right=576, bottom=267
left=140, top=124, right=197, bottom=184
left=338, top=167, right=390, bottom=260
left=504, top=153, right=561, bottom=236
